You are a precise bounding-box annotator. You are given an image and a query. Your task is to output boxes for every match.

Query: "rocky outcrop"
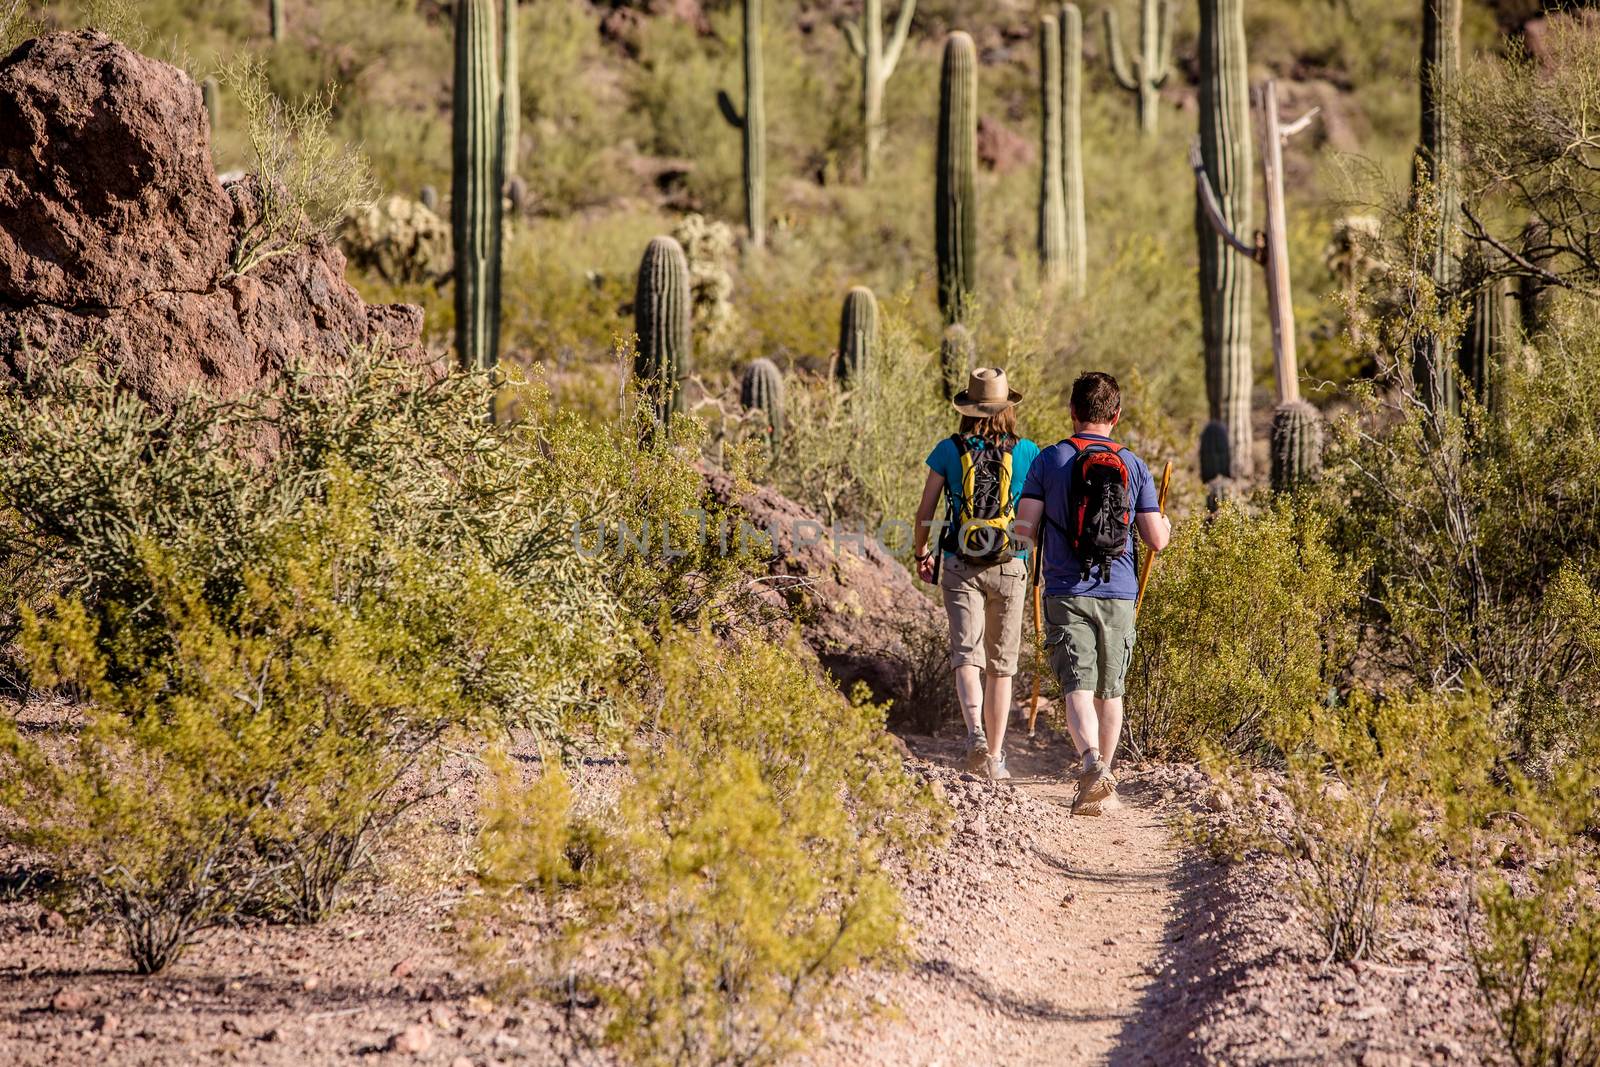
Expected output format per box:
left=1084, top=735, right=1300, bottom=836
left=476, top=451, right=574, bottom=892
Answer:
left=704, top=469, right=953, bottom=732
left=0, top=32, right=427, bottom=406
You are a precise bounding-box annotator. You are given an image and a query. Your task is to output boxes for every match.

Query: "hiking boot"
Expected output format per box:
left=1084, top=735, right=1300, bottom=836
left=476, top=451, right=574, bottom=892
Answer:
left=1075, top=756, right=1113, bottom=809
left=1071, top=796, right=1104, bottom=817
left=985, top=751, right=1012, bottom=782
left=963, top=735, right=989, bottom=772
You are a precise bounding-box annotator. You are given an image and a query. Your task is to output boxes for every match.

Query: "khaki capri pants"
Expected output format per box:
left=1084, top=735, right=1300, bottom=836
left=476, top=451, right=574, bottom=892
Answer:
left=938, top=555, right=1029, bottom=677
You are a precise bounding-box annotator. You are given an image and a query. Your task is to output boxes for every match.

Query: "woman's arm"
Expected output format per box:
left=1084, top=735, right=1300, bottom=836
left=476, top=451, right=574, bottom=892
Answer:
left=913, top=469, right=945, bottom=582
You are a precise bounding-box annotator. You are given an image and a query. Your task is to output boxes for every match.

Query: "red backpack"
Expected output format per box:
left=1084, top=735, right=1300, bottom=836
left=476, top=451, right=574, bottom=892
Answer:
left=1064, top=437, right=1134, bottom=581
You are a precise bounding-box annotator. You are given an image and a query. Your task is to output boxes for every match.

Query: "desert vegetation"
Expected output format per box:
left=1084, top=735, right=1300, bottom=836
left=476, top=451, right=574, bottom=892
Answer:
left=1, top=0, right=1598, bottom=1065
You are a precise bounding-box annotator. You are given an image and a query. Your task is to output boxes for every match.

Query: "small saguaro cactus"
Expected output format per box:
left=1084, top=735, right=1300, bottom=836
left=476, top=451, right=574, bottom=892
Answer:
left=834, top=285, right=879, bottom=389
left=1461, top=250, right=1518, bottom=414
left=270, top=0, right=284, bottom=42
left=1037, top=13, right=1068, bottom=288
left=419, top=185, right=439, bottom=213
left=453, top=0, right=504, bottom=372
left=1412, top=0, right=1462, bottom=415
left=634, top=236, right=693, bottom=425
left=716, top=0, right=766, bottom=249
left=939, top=323, right=975, bottom=402
left=740, top=357, right=786, bottom=452
left=1059, top=4, right=1087, bottom=299
left=500, top=0, right=520, bottom=182
left=1270, top=400, right=1323, bottom=492
left=841, top=0, right=916, bottom=181
left=936, top=31, right=978, bottom=326
left=201, top=76, right=220, bottom=130
left=1104, top=0, right=1173, bottom=136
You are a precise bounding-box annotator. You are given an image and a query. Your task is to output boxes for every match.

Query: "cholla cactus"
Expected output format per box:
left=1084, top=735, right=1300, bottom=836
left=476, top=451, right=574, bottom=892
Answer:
left=671, top=213, right=741, bottom=354
left=740, top=357, right=786, bottom=452
left=834, top=286, right=878, bottom=389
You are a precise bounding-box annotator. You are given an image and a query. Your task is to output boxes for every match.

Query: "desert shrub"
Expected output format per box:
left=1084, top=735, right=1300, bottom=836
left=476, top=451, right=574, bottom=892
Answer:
left=222, top=53, right=375, bottom=273
left=1124, top=499, right=1358, bottom=760
left=472, top=625, right=944, bottom=1065
left=0, top=357, right=627, bottom=730
left=0, top=470, right=559, bottom=965
left=1208, top=691, right=1494, bottom=963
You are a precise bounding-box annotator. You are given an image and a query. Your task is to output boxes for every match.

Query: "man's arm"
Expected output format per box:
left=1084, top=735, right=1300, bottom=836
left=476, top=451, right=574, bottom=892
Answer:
left=1136, top=509, right=1172, bottom=552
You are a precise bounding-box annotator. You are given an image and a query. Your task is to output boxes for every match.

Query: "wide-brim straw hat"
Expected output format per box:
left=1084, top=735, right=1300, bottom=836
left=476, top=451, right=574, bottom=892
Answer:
left=952, top=367, right=1023, bottom=417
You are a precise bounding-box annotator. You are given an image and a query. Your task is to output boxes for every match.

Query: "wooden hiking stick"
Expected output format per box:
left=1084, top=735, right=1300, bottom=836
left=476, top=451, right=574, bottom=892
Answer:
left=1026, top=548, right=1045, bottom=736
left=1134, top=461, right=1174, bottom=618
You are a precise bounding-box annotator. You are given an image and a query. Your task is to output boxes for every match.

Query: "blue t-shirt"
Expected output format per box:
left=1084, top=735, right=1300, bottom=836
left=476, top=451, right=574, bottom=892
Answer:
left=925, top=435, right=1040, bottom=560
left=1019, top=433, right=1159, bottom=599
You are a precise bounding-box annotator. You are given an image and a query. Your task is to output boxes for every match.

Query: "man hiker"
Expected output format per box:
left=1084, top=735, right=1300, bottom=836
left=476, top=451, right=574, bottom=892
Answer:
left=912, top=368, right=1040, bottom=782
left=1014, top=371, right=1171, bottom=814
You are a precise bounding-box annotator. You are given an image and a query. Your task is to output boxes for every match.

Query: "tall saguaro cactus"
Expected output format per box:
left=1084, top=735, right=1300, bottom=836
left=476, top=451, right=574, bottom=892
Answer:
left=717, top=0, right=766, bottom=249
left=1194, top=0, right=1253, bottom=478
left=1037, top=14, right=1068, bottom=288
left=835, top=286, right=879, bottom=389
left=1413, top=0, right=1462, bottom=414
left=937, top=32, right=978, bottom=327
left=842, top=0, right=916, bottom=181
left=635, top=237, right=693, bottom=424
left=452, top=0, right=504, bottom=372
left=1104, top=0, right=1172, bottom=136
left=501, top=0, right=520, bottom=182
left=1060, top=4, right=1087, bottom=298
left=270, top=0, right=284, bottom=42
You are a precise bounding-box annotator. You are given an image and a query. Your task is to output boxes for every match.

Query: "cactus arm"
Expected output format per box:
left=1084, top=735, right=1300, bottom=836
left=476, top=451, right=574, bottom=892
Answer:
left=1190, top=140, right=1260, bottom=259
left=1153, top=0, right=1174, bottom=88
left=717, top=89, right=745, bottom=129
left=1281, top=107, right=1320, bottom=138
left=841, top=18, right=866, bottom=58
left=1104, top=9, right=1139, bottom=91
left=882, top=0, right=916, bottom=77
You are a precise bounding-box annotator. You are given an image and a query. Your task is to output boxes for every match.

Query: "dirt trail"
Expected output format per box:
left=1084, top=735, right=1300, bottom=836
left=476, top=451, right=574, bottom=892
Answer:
left=810, top=725, right=1186, bottom=1067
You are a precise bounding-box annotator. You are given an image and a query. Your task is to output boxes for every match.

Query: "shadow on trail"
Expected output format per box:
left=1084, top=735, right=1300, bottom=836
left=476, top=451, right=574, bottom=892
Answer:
left=914, top=957, right=1125, bottom=1027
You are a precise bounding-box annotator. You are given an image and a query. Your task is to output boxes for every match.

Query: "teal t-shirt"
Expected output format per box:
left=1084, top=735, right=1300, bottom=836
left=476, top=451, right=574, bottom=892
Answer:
left=925, top=435, right=1040, bottom=560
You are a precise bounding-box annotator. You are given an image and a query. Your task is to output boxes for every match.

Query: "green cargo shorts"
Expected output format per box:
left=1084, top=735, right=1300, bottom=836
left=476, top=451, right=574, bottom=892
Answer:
left=1043, top=595, right=1137, bottom=699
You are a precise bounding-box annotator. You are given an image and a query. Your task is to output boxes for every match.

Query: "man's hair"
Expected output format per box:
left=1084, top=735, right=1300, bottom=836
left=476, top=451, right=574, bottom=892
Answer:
left=1071, top=372, right=1121, bottom=423
left=958, top=405, right=1018, bottom=445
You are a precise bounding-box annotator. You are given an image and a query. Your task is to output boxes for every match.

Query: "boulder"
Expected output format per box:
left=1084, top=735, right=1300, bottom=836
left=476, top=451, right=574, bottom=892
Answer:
left=703, top=469, right=952, bottom=732
left=976, top=115, right=1033, bottom=174
left=0, top=32, right=429, bottom=406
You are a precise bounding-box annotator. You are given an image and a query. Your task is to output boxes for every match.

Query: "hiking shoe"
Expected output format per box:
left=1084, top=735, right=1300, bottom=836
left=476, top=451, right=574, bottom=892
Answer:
left=985, top=751, right=1012, bottom=782
left=1071, top=797, right=1104, bottom=817
left=963, top=736, right=989, bottom=772
left=1075, top=757, right=1113, bottom=808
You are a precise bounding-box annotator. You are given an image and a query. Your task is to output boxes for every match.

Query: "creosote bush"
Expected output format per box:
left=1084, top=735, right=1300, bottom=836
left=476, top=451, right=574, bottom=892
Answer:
left=472, top=625, right=945, bottom=1066
left=1124, top=499, right=1357, bottom=761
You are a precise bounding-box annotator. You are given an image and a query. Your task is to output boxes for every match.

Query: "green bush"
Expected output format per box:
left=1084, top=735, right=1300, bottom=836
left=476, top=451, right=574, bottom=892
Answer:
left=1125, top=499, right=1358, bottom=761
left=472, top=624, right=944, bottom=1065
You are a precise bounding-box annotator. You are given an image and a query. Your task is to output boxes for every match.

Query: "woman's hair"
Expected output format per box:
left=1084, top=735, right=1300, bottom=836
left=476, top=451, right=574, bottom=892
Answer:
left=958, top=405, right=1018, bottom=445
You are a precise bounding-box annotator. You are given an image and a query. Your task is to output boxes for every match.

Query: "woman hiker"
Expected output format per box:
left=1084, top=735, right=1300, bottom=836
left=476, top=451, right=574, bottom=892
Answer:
left=912, top=368, right=1040, bottom=782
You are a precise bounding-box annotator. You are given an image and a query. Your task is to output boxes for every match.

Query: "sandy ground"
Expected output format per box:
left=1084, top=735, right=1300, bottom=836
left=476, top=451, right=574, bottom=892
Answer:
left=0, top=704, right=1503, bottom=1066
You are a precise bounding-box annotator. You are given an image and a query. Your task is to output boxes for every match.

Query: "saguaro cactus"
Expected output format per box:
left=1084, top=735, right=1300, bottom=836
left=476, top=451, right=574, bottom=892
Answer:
left=1104, top=0, right=1172, bottom=136
left=501, top=0, right=520, bottom=182
left=634, top=236, right=692, bottom=424
left=717, top=0, right=766, bottom=249
left=419, top=185, right=439, bottom=213
left=740, top=357, right=786, bottom=451
left=1270, top=401, right=1323, bottom=492
left=937, top=32, right=977, bottom=326
left=1060, top=4, right=1087, bottom=299
left=201, top=76, right=220, bottom=130
left=842, top=0, right=916, bottom=181
left=1461, top=251, right=1518, bottom=414
left=940, top=323, right=975, bottom=402
left=1038, top=14, right=1068, bottom=288
left=834, top=286, right=879, bottom=389
left=1413, top=0, right=1462, bottom=414
left=270, top=0, right=284, bottom=42
left=453, top=0, right=504, bottom=372
left=1194, top=0, right=1253, bottom=478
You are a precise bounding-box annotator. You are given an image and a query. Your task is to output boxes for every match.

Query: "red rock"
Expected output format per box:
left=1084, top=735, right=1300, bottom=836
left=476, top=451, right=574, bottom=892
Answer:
left=390, top=955, right=418, bottom=979
left=976, top=115, right=1034, bottom=174
left=0, top=32, right=233, bottom=307
left=386, top=1023, right=432, bottom=1055
left=50, top=987, right=88, bottom=1012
